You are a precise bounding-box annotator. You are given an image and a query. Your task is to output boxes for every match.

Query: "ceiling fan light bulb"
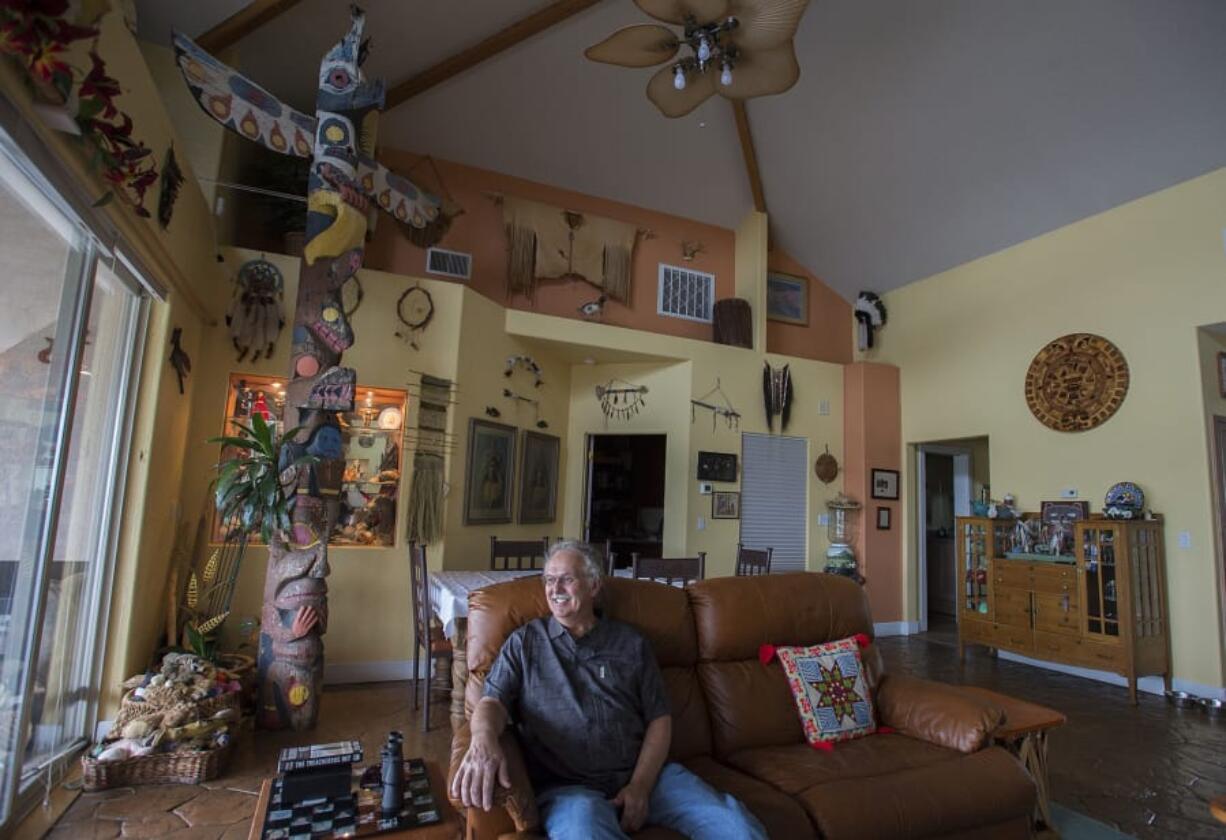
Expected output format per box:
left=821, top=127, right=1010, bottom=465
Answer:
left=674, top=66, right=687, bottom=90
left=720, top=64, right=733, bottom=86
left=697, top=36, right=711, bottom=62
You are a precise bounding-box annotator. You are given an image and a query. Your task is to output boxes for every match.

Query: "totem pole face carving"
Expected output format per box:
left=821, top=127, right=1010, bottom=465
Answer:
left=175, top=5, right=443, bottom=730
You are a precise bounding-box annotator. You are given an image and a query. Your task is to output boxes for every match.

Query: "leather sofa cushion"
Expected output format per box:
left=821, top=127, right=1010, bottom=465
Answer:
left=683, top=755, right=816, bottom=840
left=794, top=746, right=1037, bottom=839
left=698, top=660, right=804, bottom=755
left=662, top=667, right=712, bottom=760
left=875, top=674, right=1005, bottom=753
left=724, top=734, right=961, bottom=795
left=688, top=573, right=874, bottom=662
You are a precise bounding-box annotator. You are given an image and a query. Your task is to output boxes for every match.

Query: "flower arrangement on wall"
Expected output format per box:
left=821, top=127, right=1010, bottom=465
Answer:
left=0, top=0, right=159, bottom=216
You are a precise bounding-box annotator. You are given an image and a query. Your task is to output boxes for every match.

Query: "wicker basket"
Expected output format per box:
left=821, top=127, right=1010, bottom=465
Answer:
left=111, top=688, right=240, bottom=736
left=81, top=739, right=234, bottom=790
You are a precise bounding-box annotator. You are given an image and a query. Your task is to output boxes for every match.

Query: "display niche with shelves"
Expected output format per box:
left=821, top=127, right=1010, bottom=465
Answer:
left=217, top=373, right=407, bottom=547
left=956, top=514, right=1170, bottom=704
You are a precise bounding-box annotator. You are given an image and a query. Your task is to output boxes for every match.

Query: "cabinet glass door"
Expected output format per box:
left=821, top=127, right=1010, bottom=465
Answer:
left=959, top=520, right=989, bottom=619
left=1081, top=526, right=1120, bottom=637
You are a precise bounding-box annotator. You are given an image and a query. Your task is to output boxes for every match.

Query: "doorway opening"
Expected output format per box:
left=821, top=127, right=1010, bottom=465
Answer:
left=583, top=434, right=666, bottom=569
left=915, top=438, right=986, bottom=639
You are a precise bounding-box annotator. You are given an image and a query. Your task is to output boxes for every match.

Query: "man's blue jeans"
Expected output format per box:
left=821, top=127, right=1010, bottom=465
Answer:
left=536, top=762, right=768, bottom=839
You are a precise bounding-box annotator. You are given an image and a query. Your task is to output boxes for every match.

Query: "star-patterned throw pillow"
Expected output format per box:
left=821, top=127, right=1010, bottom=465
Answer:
left=772, top=635, right=877, bottom=750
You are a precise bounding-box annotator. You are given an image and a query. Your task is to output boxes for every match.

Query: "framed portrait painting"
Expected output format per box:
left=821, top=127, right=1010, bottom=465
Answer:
left=464, top=418, right=517, bottom=524
left=766, top=272, right=808, bottom=326
left=712, top=491, right=741, bottom=519
left=518, top=431, right=560, bottom=524
left=870, top=468, right=900, bottom=500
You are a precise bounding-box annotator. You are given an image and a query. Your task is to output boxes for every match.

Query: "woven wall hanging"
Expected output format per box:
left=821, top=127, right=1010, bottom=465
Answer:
left=1025, top=333, right=1129, bottom=432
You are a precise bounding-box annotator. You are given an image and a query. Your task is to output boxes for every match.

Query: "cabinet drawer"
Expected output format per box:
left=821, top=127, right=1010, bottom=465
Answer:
left=993, top=562, right=1032, bottom=589
left=992, top=623, right=1034, bottom=653
left=993, top=587, right=1032, bottom=628
left=1078, top=639, right=1124, bottom=670
left=1031, top=565, right=1077, bottom=595
left=1032, top=591, right=1080, bottom=636
left=1033, top=630, right=1082, bottom=661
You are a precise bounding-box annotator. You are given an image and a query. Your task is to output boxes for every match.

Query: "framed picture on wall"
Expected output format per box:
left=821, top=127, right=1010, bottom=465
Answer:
left=518, top=431, right=560, bottom=524
left=766, top=272, right=808, bottom=326
left=464, top=418, right=517, bottom=525
left=712, top=491, right=740, bottom=519
left=870, top=468, right=899, bottom=500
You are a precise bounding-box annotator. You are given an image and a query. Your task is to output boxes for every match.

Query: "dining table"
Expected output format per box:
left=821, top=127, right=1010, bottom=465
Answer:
left=427, top=568, right=681, bottom=730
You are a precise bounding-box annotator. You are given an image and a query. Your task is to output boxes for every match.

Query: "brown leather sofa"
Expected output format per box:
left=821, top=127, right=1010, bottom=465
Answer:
left=449, top=572, right=1037, bottom=839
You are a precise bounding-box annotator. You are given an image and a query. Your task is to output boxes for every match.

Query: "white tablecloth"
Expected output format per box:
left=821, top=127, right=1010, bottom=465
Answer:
left=428, top=570, right=541, bottom=639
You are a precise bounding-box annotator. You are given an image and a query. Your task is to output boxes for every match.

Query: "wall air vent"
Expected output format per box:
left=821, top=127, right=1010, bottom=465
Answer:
left=657, top=263, right=715, bottom=323
left=426, top=247, right=472, bottom=280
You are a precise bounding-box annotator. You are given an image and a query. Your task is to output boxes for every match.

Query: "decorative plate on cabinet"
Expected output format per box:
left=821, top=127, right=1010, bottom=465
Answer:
left=1025, top=333, right=1129, bottom=432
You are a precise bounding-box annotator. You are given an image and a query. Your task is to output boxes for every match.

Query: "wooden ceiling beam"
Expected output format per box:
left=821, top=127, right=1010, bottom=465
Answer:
left=196, top=0, right=305, bottom=53
left=386, top=0, right=602, bottom=109
left=732, top=100, right=767, bottom=214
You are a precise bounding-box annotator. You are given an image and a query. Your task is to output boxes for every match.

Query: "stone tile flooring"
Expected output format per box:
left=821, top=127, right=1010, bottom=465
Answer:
left=43, top=637, right=1226, bottom=839
left=48, top=684, right=453, bottom=839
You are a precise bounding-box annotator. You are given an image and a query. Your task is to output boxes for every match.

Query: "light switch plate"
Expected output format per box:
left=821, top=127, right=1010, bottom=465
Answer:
left=697, top=516, right=706, bottom=531
left=819, top=399, right=830, bottom=416
left=1178, top=531, right=1192, bottom=549
left=1061, top=487, right=1077, bottom=499
left=818, top=513, right=830, bottom=526
left=698, top=482, right=713, bottom=495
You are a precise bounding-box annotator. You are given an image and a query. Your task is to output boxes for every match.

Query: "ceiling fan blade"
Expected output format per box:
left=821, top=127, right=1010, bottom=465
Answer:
left=647, top=64, right=717, bottom=118
left=586, top=25, right=680, bottom=67
left=635, top=0, right=730, bottom=26
left=727, top=0, right=810, bottom=50
left=719, top=42, right=800, bottom=100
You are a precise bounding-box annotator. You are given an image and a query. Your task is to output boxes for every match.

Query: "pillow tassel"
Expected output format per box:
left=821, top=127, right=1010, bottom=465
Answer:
left=808, top=740, right=835, bottom=752
left=758, top=643, right=777, bottom=666
left=853, top=633, right=871, bottom=649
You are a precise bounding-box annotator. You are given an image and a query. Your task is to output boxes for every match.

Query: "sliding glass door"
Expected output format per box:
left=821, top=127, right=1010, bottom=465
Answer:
left=0, top=130, right=146, bottom=827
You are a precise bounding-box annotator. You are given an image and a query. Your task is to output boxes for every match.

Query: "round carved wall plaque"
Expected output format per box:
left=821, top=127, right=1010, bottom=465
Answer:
left=1025, top=333, right=1129, bottom=432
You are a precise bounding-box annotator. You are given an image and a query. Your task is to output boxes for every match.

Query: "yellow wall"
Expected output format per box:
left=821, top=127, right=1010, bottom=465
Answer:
left=875, top=167, right=1226, bottom=689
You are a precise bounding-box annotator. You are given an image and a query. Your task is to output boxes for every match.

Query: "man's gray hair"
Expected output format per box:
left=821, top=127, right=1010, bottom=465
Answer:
left=546, top=539, right=604, bottom=581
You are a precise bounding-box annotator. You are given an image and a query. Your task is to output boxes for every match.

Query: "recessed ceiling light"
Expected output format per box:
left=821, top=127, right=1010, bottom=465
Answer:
left=698, top=121, right=706, bottom=128
left=583, top=357, right=596, bottom=365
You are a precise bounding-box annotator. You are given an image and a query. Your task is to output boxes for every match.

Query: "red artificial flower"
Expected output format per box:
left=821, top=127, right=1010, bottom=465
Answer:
left=28, top=40, right=68, bottom=83
left=0, top=15, right=37, bottom=57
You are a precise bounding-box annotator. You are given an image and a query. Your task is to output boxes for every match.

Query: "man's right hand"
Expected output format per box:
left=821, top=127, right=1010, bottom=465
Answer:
left=450, top=733, right=511, bottom=811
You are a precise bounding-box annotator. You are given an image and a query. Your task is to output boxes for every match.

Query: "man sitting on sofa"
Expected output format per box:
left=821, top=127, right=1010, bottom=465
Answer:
left=450, top=540, right=766, bottom=839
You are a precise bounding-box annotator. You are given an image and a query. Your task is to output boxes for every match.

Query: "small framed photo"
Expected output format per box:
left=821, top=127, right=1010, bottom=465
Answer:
left=870, top=468, right=899, bottom=500
left=712, top=490, right=741, bottom=519
left=1219, top=352, right=1226, bottom=398
left=766, top=272, right=808, bottom=326
left=876, top=507, right=891, bottom=530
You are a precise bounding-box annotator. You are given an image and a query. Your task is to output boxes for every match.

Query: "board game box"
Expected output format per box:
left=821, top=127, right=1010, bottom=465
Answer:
left=277, top=740, right=363, bottom=774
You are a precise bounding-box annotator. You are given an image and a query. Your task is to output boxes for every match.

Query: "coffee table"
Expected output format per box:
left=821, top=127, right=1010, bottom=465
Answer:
left=247, top=759, right=462, bottom=839
left=962, top=686, right=1066, bottom=830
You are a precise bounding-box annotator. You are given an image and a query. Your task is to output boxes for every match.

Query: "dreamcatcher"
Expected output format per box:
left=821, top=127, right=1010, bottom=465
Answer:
left=395, top=283, right=434, bottom=349
left=226, top=258, right=285, bottom=362
left=596, top=379, right=649, bottom=423
left=504, top=354, right=544, bottom=387
left=341, top=273, right=364, bottom=319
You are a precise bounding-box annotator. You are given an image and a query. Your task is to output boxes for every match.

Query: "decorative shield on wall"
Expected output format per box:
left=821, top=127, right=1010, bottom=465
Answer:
left=1025, top=333, right=1129, bottom=432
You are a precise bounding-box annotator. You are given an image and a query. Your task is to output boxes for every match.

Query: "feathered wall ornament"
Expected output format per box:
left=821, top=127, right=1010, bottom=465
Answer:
left=763, top=363, right=793, bottom=432
left=854, top=291, right=887, bottom=351
left=226, top=259, right=286, bottom=362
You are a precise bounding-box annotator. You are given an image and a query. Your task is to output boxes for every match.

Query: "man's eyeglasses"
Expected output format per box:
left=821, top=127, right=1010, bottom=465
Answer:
left=543, top=575, right=580, bottom=588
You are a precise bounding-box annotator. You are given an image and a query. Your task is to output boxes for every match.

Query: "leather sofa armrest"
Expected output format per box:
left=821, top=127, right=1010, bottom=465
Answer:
left=875, top=674, right=1006, bottom=753
left=449, top=721, right=540, bottom=835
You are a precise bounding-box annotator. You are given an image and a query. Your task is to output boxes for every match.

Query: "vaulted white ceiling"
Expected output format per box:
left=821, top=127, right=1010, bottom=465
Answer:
left=138, top=0, right=1226, bottom=300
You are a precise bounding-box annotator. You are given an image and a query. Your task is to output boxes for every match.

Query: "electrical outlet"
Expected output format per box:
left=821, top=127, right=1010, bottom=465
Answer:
left=1061, top=487, right=1077, bottom=499
left=818, top=513, right=830, bottom=526
left=697, top=516, right=706, bottom=531
left=1178, top=531, right=1192, bottom=549
left=698, top=482, right=713, bottom=495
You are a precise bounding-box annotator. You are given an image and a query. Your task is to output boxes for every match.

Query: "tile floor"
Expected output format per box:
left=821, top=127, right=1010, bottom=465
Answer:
left=43, top=635, right=1226, bottom=839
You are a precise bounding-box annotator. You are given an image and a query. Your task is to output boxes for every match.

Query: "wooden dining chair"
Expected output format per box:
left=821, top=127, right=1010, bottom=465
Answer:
left=489, top=536, right=550, bottom=570
left=736, top=543, right=774, bottom=576
left=409, top=542, right=452, bottom=732
left=630, top=552, right=706, bottom=587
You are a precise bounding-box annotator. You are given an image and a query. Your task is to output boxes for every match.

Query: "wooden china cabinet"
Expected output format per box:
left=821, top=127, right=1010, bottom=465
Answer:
left=956, top=514, right=1170, bottom=703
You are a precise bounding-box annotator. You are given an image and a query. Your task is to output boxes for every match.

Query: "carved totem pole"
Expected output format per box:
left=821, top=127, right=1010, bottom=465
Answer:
left=175, top=7, right=443, bottom=729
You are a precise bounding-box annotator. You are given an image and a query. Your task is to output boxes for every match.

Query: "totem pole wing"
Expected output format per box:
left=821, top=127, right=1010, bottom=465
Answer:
left=356, top=156, right=442, bottom=231
left=172, top=30, right=317, bottom=158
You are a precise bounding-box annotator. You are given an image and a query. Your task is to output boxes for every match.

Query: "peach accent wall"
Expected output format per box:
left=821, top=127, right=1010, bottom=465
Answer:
left=766, top=249, right=852, bottom=364
left=844, top=362, right=903, bottom=622
left=364, top=150, right=735, bottom=342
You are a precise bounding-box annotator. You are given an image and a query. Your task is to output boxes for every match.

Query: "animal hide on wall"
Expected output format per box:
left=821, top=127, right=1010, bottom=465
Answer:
left=763, top=362, right=793, bottom=432
left=502, top=196, right=637, bottom=304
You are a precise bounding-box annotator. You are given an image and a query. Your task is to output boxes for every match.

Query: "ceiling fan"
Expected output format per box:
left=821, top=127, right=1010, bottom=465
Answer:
left=585, top=0, right=810, bottom=118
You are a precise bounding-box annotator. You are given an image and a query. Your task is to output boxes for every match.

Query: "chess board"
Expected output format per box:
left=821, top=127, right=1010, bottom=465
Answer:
left=259, top=758, right=441, bottom=839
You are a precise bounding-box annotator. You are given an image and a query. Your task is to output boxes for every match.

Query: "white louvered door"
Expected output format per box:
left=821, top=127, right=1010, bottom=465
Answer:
left=740, top=433, right=809, bottom=572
